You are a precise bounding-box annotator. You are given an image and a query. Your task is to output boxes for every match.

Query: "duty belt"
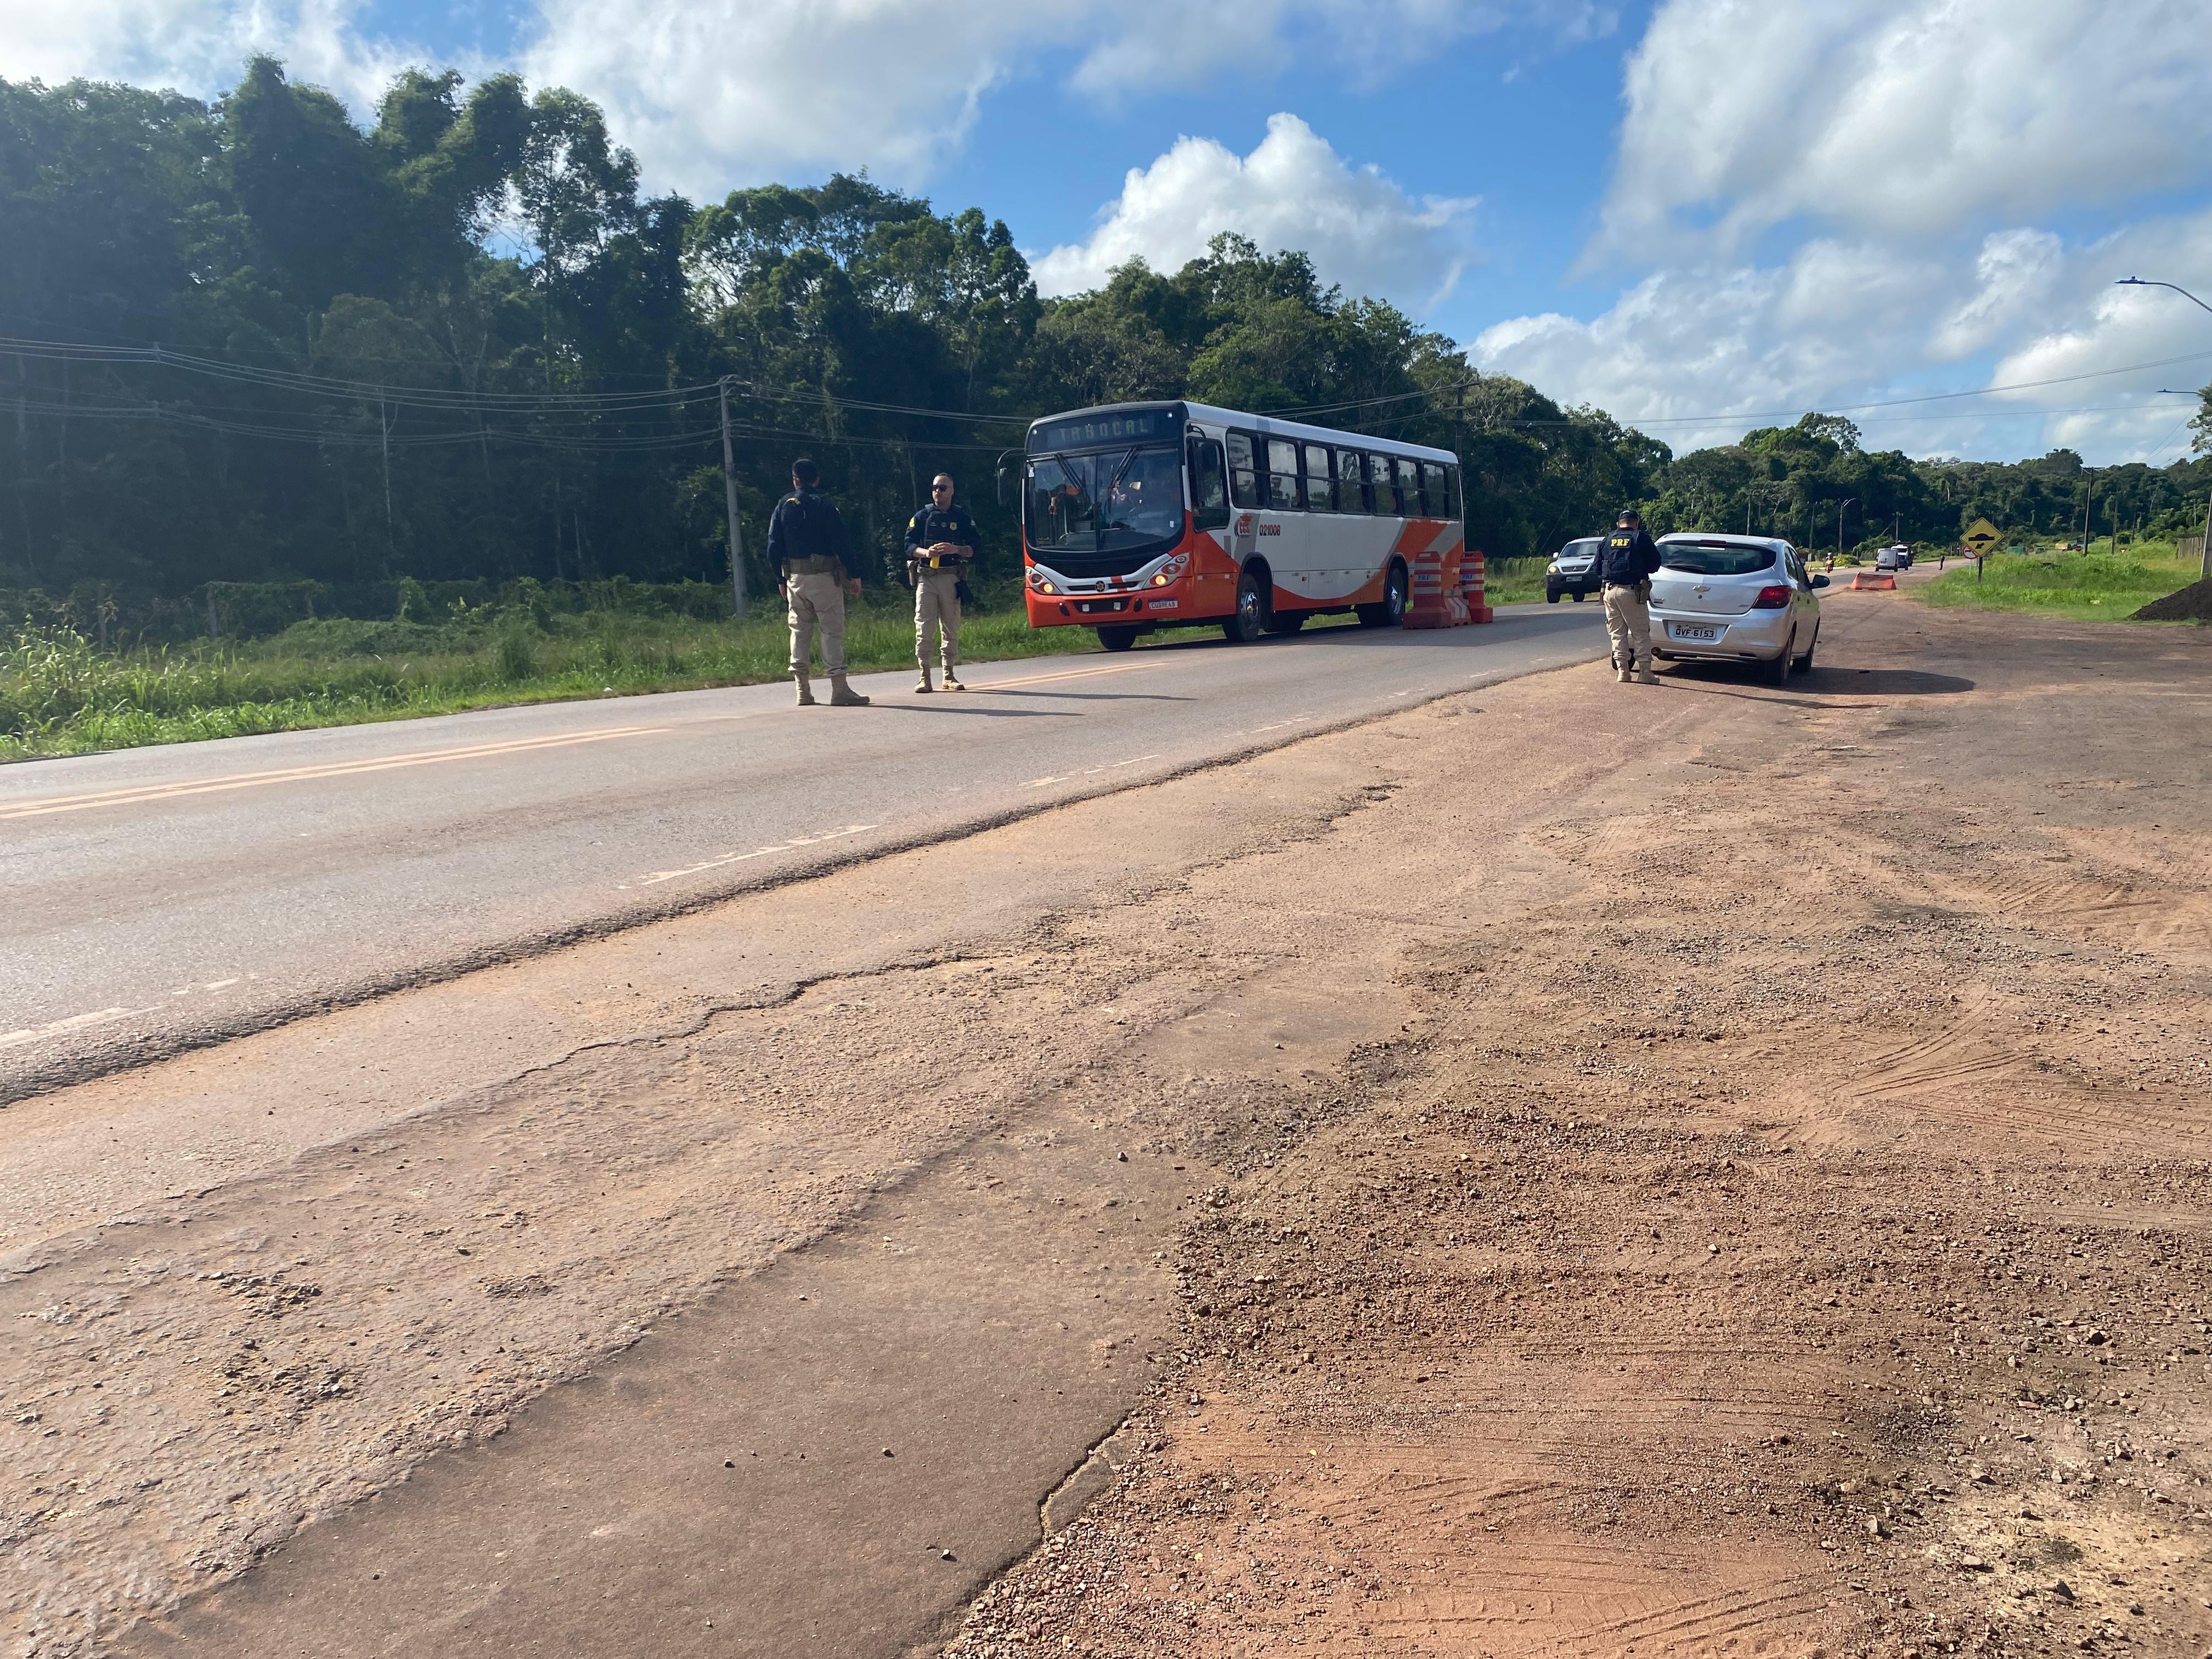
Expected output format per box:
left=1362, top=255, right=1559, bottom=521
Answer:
left=786, top=557, right=843, bottom=575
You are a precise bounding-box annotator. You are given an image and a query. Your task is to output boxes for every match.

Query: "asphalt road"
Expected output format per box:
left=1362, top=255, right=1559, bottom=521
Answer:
left=2, top=603, right=1605, bottom=1098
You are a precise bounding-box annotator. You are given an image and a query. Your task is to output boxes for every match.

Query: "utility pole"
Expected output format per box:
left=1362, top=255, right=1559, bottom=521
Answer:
left=1837, top=498, right=1854, bottom=563
left=719, top=377, right=748, bottom=622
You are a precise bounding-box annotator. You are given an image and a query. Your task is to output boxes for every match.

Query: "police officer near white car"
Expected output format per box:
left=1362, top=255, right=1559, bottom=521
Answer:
left=905, top=472, right=975, bottom=694
left=1594, top=507, right=1662, bottom=686
left=768, top=458, right=869, bottom=708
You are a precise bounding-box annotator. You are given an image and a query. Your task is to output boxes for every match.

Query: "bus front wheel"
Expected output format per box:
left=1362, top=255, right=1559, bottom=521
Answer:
left=1222, top=569, right=1269, bottom=644
left=1097, top=625, right=1139, bottom=653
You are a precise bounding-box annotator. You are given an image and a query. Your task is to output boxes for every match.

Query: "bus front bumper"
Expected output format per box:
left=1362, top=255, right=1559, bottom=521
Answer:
left=1025, top=586, right=1191, bottom=627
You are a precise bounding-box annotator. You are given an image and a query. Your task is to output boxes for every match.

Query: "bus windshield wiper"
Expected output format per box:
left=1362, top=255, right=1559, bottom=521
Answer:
left=1098, top=446, right=1139, bottom=551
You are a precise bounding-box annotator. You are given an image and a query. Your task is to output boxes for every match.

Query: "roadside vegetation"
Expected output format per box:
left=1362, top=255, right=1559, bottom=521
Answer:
left=1915, top=536, right=2203, bottom=621
left=1481, top=556, right=1550, bottom=604
left=0, top=592, right=1087, bottom=762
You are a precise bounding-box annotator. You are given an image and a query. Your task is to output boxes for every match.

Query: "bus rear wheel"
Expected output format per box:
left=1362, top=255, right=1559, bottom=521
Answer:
left=1222, top=569, right=1269, bottom=644
left=1356, top=561, right=1408, bottom=628
left=1097, top=625, right=1139, bottom=652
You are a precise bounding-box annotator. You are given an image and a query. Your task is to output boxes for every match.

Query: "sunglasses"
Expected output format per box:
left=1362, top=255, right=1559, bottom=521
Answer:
left=931, top=483, right=953, bottom=493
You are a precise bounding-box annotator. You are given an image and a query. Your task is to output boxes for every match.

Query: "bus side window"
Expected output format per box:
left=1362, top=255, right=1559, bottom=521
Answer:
left=1227, top=431, right=1261, bottom=510
left=1189, top=437, right=1231, bottom=531
left=1266, top=439, right=1301, bottom=512
left=1396, top=458, right=1425, bottom=516
left=1421, top=462, right=1449, bottom=520
left=1368, top=454, right=1397, bottom=514
left=1304, top=443, right=1333, bottom=512
left=1444, top=464, right=1463, bottom=522
left=1335, top=449, right=1368, bottom=514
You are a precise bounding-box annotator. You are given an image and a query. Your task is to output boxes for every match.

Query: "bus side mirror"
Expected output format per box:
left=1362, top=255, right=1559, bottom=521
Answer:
left=996, top=449, right=1021, bottom=507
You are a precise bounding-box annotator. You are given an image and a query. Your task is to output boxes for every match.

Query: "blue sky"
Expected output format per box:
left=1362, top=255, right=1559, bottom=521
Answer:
left=9, top=0, right=2212, bottom=464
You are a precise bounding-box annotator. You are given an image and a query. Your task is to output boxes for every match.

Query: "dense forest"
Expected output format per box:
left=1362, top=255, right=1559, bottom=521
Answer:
left=3, top=62, right=2209, bottom=638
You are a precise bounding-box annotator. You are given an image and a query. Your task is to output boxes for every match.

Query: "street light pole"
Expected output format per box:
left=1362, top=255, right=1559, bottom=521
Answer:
left=1836, top=497, right=1854, bottom=565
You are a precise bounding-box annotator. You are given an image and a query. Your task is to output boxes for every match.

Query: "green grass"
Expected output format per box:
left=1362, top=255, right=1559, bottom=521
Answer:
left=1481, top=556, right=1553, bottom=606
left=1914, top=538, right=2202, bottom=622
left=1, top=599, right=1096, bottom=763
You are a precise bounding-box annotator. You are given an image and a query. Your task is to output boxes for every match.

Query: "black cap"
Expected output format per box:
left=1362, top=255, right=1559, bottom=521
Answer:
left=1617, top=507, right=1640, bottom=523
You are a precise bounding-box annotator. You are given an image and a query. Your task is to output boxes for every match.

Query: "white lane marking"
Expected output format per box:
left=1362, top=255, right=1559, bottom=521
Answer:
left=2, top=725, right=669, bottom=822
left=204, top=978, right=239, bottom=991
left=0, top=1006, right=136, bottom=1052
left=1023, top=753, right=1161, bottom=789
left=632, top=823, right=878, bottom=888
left=1251, top=710, right=1317, bottom=733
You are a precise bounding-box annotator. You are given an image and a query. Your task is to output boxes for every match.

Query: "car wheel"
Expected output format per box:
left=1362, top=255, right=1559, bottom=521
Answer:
left=1097, top=625, right=1138, bottom=653
left=1765, top=630, right=1794, bottom=686
left=1547, top=588, right=1561, bottom=604
left=1793, top=622, right=1818, bottom=672
left=1222, top=568, right=1270, bottom=643
left=1355, top=561, right=1407, bottom=628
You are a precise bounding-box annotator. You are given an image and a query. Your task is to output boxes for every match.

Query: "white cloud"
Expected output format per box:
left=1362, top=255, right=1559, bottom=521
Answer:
left=1030, top=114, right=1478, bottom=310
left=0, top=0, right=424, bottom=112
left=1476, top=208, right=2212, bottom=464
left=524, top=0, right=1604, bottom=196
left=1471, top=0, right=2212, bottom=465
left=3, top=0, right=1607, bottom=197
left=1596, top=0, right=2212, bottom=262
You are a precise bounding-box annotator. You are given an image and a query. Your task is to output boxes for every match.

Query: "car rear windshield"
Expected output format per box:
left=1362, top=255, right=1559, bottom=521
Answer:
left=1658, top=540, right=1777, bottom=575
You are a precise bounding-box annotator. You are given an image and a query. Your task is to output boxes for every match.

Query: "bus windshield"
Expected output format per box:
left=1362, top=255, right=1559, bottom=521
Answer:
left=1027, top=446, right=1183, bottom=558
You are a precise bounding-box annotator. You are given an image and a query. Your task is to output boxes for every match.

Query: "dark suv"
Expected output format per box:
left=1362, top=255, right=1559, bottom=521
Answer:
left=1547, top=537, right=1602, bottom=603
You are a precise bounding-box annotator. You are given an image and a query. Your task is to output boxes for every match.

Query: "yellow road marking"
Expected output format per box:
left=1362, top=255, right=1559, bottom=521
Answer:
left=969, top=659, right=1161, bottom=692
left=1, top=725, right=668, bottom=821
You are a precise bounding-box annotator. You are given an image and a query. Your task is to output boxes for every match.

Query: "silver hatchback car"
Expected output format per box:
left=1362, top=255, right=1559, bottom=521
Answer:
left=1649, top=534, right=1827, bottom=685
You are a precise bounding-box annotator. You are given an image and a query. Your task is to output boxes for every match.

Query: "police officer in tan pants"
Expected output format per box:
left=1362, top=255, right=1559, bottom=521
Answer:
left=1594, top=507, right=1662, bottom=685
left=905, top=473, right=977, bottom=693
left=767, top=458, right=868, bottom=707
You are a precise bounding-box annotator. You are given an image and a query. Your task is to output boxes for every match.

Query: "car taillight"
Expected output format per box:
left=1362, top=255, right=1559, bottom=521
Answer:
left=1751, top=585, right=1792, bottom=609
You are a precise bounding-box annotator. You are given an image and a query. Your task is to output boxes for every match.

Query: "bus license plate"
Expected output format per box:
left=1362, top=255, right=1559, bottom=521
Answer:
left=1671, top=623, right=1720, bottom=641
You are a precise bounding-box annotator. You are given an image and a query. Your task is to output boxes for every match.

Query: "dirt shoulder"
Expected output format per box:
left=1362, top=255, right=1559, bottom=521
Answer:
left=5, top=592, right=2208, bottom=1658
left=941, top=598, right=2212, bottom=1659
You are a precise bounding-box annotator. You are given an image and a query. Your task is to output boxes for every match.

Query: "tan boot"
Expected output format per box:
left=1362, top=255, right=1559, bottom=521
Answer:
left=1614, top=656, right=1631, bottom=684
left=794, top=673, right=816, bottom=707
left=914, top=667, right=933, bottom=694
left=941, top=667, right=964, bottom=691
left=828, top=672, right=870, bottom=707
left=1637, top=660, right=1659, bottom=685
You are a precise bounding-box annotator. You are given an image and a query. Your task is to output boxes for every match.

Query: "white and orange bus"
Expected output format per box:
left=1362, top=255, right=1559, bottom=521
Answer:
left=1009, top=400, right=1464, bottom=650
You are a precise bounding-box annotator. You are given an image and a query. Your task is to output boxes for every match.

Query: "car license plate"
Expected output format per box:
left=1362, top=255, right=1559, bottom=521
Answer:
left=1670, top=623, right=1720, bottom=641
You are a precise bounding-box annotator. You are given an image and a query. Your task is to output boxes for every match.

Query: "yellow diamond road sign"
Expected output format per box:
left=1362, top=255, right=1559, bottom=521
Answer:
left=1960, top=518, right=2001, bottom=554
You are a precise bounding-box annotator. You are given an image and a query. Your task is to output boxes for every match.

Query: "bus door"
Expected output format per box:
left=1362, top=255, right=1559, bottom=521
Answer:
left=1261, top=436, right=1321, bottom=597
left=1224, top=430, right=1263, bottom=574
